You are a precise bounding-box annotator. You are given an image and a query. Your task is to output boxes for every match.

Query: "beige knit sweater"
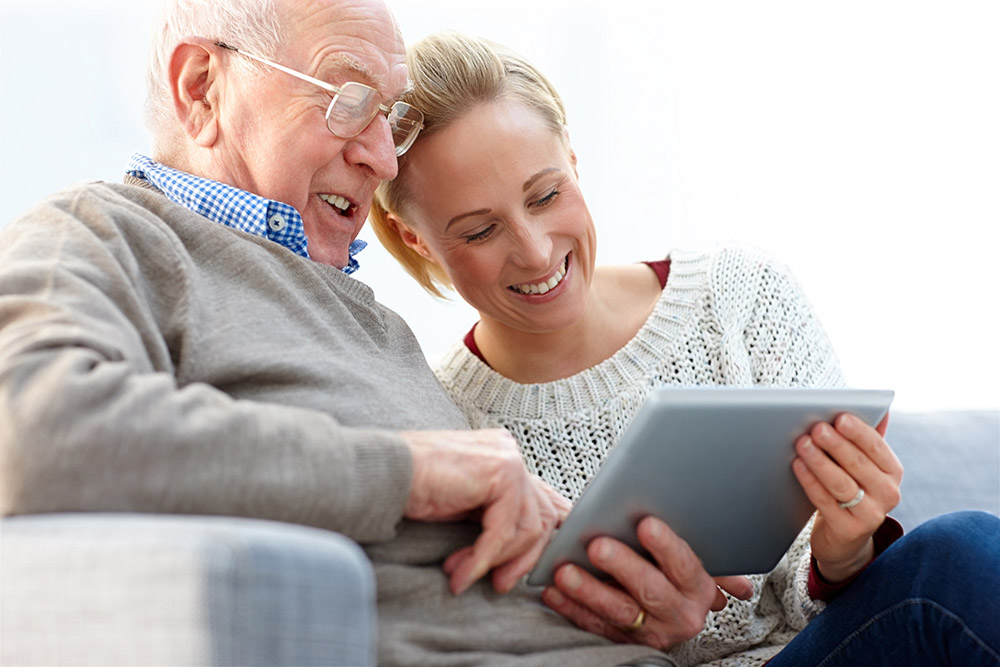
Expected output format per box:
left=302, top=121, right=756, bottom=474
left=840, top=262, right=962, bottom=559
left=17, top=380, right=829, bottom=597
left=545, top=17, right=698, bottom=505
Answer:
left=1, top=181, right=711, bottom=667
left=434, top=246, right=846, bottom=667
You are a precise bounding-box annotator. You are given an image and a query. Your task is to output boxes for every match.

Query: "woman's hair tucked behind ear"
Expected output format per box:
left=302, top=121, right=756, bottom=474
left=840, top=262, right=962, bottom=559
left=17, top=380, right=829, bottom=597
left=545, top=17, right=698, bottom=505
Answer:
left=144, top=0, right=282, bottom=159
left=371, top=31, right=568, bottom=297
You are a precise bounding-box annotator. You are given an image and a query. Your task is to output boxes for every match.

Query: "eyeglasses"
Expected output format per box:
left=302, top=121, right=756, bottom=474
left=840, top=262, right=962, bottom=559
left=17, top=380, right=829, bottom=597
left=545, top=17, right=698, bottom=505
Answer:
left=216, top=42, right=424, bottom=156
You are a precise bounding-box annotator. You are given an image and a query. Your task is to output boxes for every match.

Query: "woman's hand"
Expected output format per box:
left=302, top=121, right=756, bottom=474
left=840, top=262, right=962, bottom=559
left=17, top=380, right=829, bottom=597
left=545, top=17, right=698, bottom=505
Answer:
left=792, top=412, right=903, bottom=582
left=541, top=516, right=753, bottom=650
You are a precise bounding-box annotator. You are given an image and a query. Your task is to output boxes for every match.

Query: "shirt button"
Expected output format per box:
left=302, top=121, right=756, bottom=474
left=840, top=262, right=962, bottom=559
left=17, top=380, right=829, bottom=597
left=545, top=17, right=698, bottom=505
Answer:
left=268, top=214, right=286, bottom=232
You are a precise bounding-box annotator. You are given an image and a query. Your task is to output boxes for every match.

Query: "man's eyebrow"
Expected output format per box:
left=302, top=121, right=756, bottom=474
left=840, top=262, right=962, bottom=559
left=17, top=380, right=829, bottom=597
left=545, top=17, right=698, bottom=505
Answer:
left=318, top=54, right=386, bottom=90
left=445, top=209, right=492, bottom=231
left=523, top=168, right=561, bottom=192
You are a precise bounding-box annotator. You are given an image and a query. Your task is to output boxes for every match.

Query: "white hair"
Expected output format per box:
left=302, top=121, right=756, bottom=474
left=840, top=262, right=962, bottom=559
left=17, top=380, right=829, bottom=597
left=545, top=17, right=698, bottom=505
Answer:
left=144, top=0, right=282, bottom=155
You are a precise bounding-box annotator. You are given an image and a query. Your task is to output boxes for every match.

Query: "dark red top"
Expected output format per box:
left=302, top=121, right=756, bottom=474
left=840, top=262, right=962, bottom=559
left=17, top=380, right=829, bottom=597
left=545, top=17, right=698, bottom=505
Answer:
left=463, top=259, right=671, bottom=364
left=807, top=517, right=904, bottom=601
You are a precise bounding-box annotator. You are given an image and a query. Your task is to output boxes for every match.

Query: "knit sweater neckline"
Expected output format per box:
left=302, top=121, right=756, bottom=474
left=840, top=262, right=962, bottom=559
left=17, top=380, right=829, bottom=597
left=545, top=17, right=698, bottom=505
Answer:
left=120, top=175, right=379, bottom=307
left=436, top=250, right=712, bottom=419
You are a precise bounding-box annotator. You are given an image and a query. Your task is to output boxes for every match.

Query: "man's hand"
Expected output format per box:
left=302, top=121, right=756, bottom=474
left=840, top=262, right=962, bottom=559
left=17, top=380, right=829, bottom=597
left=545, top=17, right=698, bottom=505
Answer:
left=541, top=516, right=753, bottom=649
left=401, top=428, right=571, bottom=595
left=792, top=412, right=903, bottom=582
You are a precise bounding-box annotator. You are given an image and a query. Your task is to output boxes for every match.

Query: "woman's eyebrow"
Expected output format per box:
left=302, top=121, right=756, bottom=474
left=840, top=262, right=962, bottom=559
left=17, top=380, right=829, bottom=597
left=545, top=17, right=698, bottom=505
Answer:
left=444, top=168, right=564, bottom=231
left=445, top=209, right=492, bottom=231
left=523, top=168, right=561, bottom=192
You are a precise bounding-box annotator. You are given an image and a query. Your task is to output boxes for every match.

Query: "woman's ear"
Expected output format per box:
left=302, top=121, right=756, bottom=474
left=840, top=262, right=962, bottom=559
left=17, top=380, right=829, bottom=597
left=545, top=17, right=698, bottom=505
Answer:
left=562, top=126, right=579, bottom=174
left=169, top=39, right=222, bottom=147
left=387, top=213, right=436, bottom=262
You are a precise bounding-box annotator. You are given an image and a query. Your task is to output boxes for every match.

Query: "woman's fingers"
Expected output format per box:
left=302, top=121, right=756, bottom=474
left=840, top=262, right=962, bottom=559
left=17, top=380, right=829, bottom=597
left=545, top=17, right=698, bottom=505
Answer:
left=833, top=413, right=903, bottom=483
left=792, top=451, right=838, bottom=510
left=795, top=416, right=902, bottom=512
left=714, top=575, right=754, bottom=602
left=793, top=413, right=905, bottom=583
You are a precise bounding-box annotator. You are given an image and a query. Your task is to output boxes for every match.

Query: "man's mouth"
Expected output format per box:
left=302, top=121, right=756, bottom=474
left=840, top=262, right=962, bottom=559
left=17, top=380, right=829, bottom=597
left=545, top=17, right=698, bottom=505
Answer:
left=509, top=255, right=569, bottom=295
left=318, top=193, right=354, bottom=217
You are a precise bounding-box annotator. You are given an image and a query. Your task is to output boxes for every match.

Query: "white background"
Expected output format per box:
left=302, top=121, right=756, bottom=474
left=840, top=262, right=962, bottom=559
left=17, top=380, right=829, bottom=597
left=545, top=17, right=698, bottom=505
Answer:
left=2, top=0, right=997, bottom=411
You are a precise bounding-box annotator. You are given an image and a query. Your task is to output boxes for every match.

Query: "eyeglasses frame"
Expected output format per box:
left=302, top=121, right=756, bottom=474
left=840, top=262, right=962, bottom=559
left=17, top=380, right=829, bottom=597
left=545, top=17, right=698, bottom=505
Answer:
left=215, top=42, right=423, bottom=155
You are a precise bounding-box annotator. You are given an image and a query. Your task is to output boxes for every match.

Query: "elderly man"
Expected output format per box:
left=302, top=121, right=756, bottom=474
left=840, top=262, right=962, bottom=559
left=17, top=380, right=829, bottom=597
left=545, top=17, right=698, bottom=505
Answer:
left=0, top=0, right=683, bottom=665
left=5, top=2, right=1000, bottom=667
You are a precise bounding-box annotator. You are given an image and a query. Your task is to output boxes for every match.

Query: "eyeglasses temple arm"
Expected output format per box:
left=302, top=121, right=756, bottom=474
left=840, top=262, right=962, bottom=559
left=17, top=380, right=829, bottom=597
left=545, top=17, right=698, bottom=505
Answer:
left=214, top=42, right=344, bottom=98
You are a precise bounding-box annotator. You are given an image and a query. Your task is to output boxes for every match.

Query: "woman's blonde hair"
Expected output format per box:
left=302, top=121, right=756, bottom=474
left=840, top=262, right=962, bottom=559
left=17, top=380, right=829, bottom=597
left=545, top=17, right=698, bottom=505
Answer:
left=371, top=32, right=568, bottom=297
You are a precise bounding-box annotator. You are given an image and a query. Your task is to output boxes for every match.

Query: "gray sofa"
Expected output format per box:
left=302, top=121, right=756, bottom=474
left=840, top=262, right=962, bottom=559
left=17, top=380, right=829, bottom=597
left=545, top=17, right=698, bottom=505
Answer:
left=2, top=410, right=997, bottom=666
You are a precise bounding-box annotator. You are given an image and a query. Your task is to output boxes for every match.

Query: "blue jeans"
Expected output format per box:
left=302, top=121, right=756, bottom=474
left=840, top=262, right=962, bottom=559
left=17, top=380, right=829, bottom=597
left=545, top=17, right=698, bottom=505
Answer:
left=769, top=511, right=1000, bottom=666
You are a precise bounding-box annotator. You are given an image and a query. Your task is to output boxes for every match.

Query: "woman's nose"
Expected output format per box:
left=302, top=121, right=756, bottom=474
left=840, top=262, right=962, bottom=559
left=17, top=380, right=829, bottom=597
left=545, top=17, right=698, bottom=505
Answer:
left=508, top=221, right=552, bottom=270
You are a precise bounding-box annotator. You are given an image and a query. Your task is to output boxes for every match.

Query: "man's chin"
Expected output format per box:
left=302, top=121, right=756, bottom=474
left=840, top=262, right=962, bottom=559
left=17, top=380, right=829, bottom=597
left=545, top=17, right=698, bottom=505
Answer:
left=302, top=219, right=359, bottom=269
left=305, top=242, right=350, bottom=269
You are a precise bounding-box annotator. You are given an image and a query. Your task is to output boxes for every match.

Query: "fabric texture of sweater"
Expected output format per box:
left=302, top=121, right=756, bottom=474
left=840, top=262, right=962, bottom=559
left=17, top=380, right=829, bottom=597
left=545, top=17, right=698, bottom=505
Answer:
left=433, top=246, right=847, bottom=666
left=0, top=180, right=698, bottom=667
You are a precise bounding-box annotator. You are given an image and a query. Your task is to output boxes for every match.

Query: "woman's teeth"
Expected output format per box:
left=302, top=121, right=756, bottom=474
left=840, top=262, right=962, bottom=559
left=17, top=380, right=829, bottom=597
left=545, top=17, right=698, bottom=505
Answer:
left=511, top=258, right=568, bottom=295
left=319, top=193, right=351, bottom=215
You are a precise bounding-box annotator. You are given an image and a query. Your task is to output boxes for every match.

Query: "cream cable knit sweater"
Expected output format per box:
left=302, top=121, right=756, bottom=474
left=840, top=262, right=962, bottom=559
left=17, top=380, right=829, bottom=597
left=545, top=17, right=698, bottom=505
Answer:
left=434, top=246, right=846, bottom=667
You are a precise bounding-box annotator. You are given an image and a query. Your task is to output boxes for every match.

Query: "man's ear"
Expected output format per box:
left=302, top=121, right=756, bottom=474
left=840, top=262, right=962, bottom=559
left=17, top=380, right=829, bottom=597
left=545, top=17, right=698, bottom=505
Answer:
left=169, top=38, right=222, bottom=147
left=387, top=213, right=436, bottom=262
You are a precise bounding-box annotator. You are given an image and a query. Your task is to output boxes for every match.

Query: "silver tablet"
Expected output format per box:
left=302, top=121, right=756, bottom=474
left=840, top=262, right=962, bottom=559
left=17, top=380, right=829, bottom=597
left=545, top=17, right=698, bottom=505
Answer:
left=526, top=387, right=894, bottom=586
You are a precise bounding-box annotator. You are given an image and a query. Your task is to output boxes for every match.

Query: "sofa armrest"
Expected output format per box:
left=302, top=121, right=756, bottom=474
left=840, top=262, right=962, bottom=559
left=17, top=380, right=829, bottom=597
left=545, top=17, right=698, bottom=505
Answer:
left=1, top=513, right=377, bottom=666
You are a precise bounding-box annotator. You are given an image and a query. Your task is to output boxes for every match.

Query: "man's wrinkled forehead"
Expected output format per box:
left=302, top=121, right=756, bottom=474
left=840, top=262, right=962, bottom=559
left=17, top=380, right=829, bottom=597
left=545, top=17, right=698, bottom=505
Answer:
left=281, top=0, right=407, bottom=94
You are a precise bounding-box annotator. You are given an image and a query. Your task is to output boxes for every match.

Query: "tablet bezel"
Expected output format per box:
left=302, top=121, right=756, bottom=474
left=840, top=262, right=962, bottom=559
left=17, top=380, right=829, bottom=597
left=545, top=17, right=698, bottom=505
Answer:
left=526, top=387, right=894, bottom=586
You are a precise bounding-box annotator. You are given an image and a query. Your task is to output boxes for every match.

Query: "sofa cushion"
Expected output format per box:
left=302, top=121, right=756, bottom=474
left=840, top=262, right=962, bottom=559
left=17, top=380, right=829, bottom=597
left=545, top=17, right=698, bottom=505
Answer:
left=887, top=410, right=1000, bottom=531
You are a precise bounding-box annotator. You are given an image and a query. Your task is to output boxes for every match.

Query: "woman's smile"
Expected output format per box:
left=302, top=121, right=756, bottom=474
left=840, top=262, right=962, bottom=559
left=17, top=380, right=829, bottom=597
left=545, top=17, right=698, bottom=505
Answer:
left=397, top=97, right=597, bottom=334
left=509, top=254, right=570, bottom=296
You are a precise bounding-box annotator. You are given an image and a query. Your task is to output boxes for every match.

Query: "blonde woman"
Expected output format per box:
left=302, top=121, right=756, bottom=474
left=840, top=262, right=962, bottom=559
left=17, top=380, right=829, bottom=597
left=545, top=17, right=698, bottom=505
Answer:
left=370, top=31, right=1000, bottom=667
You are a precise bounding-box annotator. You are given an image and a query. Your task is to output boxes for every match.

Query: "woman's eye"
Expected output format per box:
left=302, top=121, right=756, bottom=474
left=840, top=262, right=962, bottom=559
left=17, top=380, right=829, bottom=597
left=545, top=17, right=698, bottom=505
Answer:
left=532, top=189, right=559, bottom=208
left=465, top=224, right=496, bottom=243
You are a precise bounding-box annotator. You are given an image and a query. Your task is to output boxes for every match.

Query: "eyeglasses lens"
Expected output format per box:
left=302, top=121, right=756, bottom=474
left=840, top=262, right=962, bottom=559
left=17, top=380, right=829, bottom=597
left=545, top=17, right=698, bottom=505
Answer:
left=326, top=83, right=379, bottom=135
left=326, top=82, right=423, bottom=155
left=388, top=103, right=424, bottom=155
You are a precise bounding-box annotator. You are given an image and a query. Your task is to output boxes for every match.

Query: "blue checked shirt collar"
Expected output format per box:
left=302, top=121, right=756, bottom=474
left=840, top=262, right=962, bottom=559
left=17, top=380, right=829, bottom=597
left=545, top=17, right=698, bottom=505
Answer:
left=125, top=153, right=366, bottom=274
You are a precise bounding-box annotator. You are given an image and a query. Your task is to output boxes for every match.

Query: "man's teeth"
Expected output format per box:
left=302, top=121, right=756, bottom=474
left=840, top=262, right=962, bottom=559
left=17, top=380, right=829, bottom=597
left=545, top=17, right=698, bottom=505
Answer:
left=512, top=258, right=568, bottom=295
left=318, top=194, right=351, bottom=212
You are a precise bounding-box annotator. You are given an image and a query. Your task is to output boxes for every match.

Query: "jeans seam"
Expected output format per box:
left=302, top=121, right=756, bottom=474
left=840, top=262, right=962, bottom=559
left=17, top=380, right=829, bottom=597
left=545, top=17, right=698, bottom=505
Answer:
left=817, top=598, right=1000, bottom=666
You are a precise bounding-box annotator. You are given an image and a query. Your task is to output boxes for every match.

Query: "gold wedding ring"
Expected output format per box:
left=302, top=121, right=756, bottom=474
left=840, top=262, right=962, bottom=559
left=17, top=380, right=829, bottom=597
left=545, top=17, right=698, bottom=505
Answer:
left=622, top=607, right=646, bottom=632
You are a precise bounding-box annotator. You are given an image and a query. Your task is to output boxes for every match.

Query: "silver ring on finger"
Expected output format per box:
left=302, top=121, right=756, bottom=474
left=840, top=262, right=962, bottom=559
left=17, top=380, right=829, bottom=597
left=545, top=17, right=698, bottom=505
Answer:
left=838, top=487, right=865, bottom=509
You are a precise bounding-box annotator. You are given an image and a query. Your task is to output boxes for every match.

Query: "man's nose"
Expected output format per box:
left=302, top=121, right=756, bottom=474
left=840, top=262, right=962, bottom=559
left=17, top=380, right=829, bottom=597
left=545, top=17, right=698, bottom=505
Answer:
left=344, top=114, right=399, bottom=181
